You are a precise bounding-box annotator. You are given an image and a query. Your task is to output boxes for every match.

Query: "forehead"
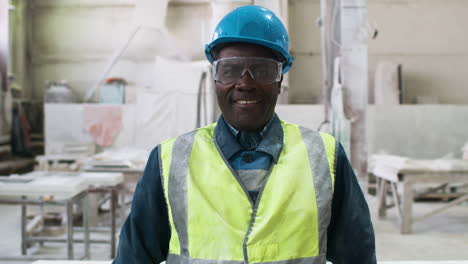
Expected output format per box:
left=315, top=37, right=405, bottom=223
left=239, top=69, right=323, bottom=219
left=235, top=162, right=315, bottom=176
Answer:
left=217, top=43, right=276, bottom=60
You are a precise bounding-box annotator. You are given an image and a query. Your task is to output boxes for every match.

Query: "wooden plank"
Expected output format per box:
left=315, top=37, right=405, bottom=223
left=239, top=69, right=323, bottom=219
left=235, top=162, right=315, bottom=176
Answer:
left=0, top=145, right=11, bottom=155
left=401, top=180, right=413, bottom=234
left=0, top=135, right=10, bottom=144
left=378, top=178, right=388, bottom=218
left=414, top=183, right=448, bottom=199
left=415, top=193, right=465, bottom=201
left=414, top=193, right=468, bottom=223
left=0, top=158, right=35, bottom=174
left=391, top=182, right=403, bottom=221
left=31, top=133, right=44, bottom=140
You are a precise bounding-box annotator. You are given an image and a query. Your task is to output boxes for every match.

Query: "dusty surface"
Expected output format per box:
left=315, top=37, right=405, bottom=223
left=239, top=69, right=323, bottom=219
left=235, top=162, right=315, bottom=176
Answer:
left=0, top=192, right=467, bottom=263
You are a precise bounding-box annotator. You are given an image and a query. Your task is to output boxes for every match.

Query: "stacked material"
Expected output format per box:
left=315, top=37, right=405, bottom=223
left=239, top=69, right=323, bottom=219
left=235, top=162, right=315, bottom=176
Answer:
left=87, top=147, right=149, bottom=170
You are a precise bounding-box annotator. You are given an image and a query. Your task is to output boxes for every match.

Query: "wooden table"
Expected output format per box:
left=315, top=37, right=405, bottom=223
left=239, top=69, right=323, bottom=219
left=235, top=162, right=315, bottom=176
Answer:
left=370, top=155, right=468, bottom=234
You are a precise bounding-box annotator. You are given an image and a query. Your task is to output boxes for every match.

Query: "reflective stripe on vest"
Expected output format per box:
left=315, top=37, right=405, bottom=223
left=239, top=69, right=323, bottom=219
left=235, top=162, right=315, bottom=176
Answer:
left=159, top=121, right=336, bottom=264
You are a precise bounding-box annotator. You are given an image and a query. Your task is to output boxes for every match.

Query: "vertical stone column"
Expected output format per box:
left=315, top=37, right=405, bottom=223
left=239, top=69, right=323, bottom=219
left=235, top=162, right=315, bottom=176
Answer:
left=340, top=0, right=368, bottom=178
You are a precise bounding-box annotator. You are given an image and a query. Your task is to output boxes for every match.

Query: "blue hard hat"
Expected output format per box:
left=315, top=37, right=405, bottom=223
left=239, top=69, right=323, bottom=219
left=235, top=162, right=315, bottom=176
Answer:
left=205, top=5, right=294, bottom=74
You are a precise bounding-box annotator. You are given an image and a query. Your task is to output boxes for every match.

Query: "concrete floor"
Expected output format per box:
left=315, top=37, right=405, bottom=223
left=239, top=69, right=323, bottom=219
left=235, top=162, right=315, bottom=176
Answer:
left=369, top=197, right=468, bottom=261
left=0, top=194, right=467, bottom=263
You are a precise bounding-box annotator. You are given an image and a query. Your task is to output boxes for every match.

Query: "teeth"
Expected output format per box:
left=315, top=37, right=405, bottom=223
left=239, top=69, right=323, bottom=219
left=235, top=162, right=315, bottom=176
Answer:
left=237, top=100, right=258, bottom=104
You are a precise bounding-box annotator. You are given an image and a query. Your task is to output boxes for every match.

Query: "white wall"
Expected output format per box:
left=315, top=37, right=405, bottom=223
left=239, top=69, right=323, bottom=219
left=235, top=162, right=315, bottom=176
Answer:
left=276, top=105, right=468, bottom=159
left=288, top=0, right=322, bottom=104
left=27, top=0, right=214, bottom=101
left=288, top=0, right=468, bottom=104
left=21, top=0, right=292, bottom=102
left=368, top=105, right=468, bottom=159
left=13, top=0, right=468, bottom=104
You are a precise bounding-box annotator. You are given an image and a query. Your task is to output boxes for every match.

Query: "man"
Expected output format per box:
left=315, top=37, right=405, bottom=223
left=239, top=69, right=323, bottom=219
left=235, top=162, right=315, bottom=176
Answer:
left=114, top=5, right=376, bottom=264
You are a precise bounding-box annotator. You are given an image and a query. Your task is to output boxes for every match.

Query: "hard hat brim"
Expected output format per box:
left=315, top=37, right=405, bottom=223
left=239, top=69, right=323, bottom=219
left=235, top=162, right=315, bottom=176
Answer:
left=205, top=36, right=293, bottom=74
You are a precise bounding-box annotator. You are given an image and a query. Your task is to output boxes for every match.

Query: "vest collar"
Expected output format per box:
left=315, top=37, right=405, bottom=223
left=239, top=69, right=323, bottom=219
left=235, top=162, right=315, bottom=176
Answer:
left=214, top=114, right=283, bottom=164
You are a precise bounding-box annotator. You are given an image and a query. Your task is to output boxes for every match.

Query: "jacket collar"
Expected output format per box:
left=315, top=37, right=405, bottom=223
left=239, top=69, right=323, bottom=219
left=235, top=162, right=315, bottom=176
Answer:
left=214, top=114, right=283, bottom=164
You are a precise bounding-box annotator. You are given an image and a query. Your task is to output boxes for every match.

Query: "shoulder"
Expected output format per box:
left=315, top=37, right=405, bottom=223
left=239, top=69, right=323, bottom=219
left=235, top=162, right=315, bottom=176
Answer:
left=159, top=123, right=217, bottom=148
left=280, top=120, right=337, bottom=144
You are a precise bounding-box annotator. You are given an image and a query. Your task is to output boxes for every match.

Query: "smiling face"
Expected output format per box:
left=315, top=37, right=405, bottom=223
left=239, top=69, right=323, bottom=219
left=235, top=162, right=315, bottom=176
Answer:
left=215, top=43, right=282, bottom=131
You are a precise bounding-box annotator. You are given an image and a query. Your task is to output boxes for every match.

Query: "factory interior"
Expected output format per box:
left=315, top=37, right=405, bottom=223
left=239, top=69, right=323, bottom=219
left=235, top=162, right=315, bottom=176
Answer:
left=0, top=0, right=467, bottom=263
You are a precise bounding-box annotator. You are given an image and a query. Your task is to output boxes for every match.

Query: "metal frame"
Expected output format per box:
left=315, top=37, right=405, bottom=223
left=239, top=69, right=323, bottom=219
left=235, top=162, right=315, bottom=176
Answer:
left=86, top=185, right=121, bottom=258
left=83, top=167, right=143, bottom=212
left=0, top=190, right=90, bottom=260
left=7, top=170, right=126, bottom=258
left=81, top=168, right=142, bottom=258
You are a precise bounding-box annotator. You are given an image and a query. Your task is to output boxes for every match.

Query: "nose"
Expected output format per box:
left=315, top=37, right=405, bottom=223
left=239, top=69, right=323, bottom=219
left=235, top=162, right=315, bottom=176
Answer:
left=235, top=69, right=256, bottom=89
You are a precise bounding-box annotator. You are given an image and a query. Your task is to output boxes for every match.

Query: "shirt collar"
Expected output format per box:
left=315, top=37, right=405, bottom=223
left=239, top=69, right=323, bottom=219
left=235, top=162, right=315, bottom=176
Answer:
left=225, top=118, right=273, bottom=138
left=214, top=114, right=283, bottom=163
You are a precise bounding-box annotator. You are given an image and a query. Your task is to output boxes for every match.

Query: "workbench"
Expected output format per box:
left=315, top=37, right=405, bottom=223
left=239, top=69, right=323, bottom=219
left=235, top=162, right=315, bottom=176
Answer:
left=370, top=155, right=468, bottom=234
left=25, top=171, right=124, bottom=258
left=82, top=159, right=144, bottom=222
left=0, top=172, right=124, bottom=260
left=0, top=175, right=90, bottom=261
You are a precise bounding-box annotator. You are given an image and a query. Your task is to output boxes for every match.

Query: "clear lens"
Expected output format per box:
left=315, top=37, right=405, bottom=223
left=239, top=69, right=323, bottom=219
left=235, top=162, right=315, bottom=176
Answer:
left=216, top=60, right=244, bottom=85
left=213, top=57, right=282, bottom=85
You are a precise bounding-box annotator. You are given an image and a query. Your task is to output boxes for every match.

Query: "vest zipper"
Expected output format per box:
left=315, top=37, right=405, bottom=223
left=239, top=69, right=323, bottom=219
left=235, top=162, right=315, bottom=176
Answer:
left=213, top=137, right=276, bottom=264
left=242, top=162, right=276, bottom=264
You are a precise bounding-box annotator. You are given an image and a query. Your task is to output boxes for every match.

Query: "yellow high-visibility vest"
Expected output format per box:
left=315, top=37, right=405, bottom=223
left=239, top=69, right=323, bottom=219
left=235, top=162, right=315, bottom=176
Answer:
left=159, top=120, right=336, bottom=264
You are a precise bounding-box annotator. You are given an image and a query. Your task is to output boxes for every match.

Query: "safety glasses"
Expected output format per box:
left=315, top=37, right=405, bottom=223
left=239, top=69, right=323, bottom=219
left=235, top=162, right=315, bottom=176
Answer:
left=213, top=57, right=282, bottom=85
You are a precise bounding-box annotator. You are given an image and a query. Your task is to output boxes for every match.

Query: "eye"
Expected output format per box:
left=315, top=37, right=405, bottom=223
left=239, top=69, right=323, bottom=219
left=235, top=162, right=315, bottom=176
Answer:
left=220, top=64, right=242, bottom=77
left=222, top=67, right=235, bottom=77
left=252, top=65, right=270, bottom=78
